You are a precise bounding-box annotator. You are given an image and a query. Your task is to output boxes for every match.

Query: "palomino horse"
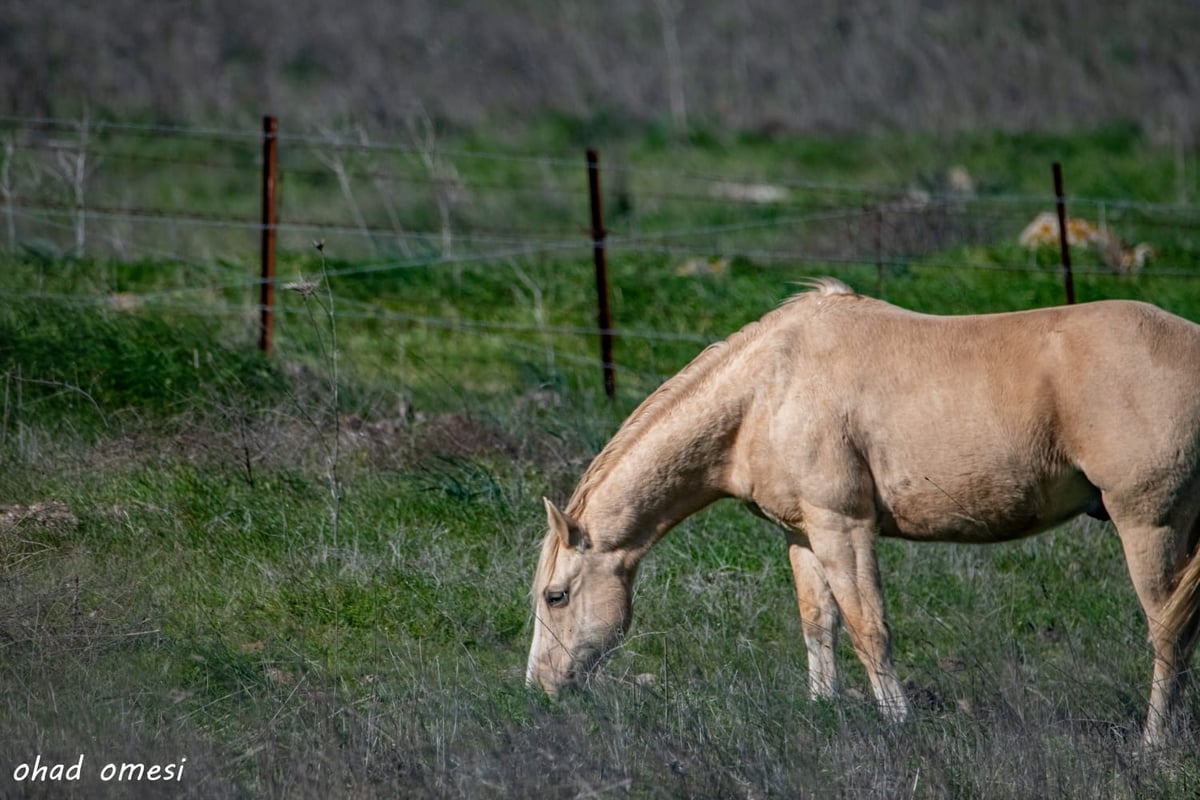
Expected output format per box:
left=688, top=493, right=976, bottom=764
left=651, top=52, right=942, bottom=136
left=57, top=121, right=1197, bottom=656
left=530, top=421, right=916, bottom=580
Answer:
left=526, top=279, right=1200, bottom=746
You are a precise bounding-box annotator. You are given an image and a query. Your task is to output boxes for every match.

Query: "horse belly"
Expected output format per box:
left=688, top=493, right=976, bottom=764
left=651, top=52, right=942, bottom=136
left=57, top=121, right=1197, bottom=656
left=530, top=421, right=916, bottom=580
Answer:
left=876, top=466, right=1100, bottom=543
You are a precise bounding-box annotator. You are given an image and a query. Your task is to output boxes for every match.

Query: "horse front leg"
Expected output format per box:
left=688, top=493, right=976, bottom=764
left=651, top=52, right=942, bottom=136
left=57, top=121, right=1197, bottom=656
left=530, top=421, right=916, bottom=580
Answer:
left=805, top=510, right=910, bottom=722
left=786, top=532, right=840, bottom=701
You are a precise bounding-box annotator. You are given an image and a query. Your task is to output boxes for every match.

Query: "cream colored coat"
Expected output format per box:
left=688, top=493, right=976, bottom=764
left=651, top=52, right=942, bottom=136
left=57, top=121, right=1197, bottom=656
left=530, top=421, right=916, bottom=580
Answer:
left=528, top=279, right=1200, bottom=747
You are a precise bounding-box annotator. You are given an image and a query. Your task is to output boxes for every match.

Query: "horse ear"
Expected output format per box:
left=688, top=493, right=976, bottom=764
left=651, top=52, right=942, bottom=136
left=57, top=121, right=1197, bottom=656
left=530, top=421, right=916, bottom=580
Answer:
left=543, top=497, right=590, bottom=551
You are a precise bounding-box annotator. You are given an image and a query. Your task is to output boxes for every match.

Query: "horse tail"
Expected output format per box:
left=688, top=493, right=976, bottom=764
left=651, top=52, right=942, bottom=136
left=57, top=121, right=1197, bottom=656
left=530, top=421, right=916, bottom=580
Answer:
left=1161, top=541, right=1200, bottom=660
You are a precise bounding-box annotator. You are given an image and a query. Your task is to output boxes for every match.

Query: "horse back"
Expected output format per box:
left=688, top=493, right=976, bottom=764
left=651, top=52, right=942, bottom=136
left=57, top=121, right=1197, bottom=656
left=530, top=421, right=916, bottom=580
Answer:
left=737, top=297, right=1200, bottom=543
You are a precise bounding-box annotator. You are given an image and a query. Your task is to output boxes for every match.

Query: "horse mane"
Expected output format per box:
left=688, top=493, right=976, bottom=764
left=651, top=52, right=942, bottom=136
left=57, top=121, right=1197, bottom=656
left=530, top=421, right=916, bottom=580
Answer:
left=563, top=277, right=857, bottom=519
left=793, top=277, right=856, bottom=299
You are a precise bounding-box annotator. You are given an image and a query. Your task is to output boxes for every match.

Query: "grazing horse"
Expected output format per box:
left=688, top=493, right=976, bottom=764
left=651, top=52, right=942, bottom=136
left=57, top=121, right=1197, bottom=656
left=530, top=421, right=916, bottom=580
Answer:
left=526, top=279, right=1200, bottom=747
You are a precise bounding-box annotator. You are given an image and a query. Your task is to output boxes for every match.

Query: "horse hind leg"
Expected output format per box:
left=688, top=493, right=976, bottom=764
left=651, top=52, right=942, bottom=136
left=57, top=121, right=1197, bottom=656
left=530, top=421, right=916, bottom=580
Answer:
left=787, top=533, right=840, bottom=701
left=1112, top=512, right=1200, bottom=748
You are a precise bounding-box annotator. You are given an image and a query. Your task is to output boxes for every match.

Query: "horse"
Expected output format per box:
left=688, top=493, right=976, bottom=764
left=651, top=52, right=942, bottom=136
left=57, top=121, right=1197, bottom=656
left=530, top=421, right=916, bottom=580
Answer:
left=525, top=278, right=1200, bottom=747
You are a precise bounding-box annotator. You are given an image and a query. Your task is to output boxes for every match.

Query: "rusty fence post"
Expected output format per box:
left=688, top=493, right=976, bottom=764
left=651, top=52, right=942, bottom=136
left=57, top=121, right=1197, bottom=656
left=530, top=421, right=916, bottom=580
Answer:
left=1052, top=162, right=1075, bottom=305
left=586, top=148, right=616, bottom=399
left=259, top=115, right=279, bottom=353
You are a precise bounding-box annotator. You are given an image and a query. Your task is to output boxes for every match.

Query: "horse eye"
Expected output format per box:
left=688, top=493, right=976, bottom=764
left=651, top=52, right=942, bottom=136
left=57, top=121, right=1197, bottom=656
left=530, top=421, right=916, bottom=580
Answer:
left=546, top=589, right=569, bottom=608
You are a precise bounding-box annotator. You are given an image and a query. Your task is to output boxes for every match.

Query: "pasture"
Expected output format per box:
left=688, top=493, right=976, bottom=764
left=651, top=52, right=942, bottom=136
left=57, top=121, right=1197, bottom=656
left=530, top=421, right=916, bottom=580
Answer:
left=4, top=122, right=1200, bottom=797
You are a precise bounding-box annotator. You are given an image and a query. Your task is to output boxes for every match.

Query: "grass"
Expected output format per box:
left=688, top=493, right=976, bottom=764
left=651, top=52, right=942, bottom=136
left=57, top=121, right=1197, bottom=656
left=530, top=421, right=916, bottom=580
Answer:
left=3, top=123, right=1200, bottom=797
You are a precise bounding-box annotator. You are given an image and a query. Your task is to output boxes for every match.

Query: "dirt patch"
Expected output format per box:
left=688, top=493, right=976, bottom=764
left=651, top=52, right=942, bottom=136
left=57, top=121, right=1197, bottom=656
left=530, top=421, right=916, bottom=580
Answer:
left=0, top=501, right=79, bottom=532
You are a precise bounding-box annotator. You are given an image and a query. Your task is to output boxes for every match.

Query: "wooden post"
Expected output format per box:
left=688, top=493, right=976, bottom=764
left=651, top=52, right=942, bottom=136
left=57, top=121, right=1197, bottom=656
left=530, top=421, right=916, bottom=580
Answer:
left=1052, top=162, right=1075, bottom=305
left=586, top=148, right=616, bottom=399
left=259, top=115, right=279, bottom=353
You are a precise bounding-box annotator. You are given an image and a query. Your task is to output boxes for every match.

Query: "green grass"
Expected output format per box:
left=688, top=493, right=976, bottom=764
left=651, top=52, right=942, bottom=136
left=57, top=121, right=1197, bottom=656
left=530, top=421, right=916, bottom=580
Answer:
left=3, top=123, right=1200, bottom=797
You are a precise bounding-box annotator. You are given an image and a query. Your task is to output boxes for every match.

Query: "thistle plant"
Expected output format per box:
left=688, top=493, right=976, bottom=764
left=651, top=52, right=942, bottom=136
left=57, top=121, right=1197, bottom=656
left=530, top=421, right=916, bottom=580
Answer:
left=283, top=240, right=344, bottom=676
left=287, top=240, right=342, bottom=539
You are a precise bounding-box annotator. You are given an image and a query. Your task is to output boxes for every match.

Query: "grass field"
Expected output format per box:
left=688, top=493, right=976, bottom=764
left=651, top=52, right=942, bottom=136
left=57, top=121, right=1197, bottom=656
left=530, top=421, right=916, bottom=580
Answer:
left=4, top=123, right=1200, bottom=798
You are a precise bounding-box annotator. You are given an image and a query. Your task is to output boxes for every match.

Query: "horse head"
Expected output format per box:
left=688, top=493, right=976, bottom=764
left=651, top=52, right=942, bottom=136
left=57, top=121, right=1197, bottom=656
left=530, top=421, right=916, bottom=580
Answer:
left=525, top=498, right=634, bottom=695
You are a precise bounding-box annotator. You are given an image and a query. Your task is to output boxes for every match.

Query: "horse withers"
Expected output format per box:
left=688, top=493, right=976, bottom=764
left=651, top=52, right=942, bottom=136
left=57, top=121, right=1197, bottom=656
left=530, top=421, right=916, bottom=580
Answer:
left=526, top=279, right=1200, bottom=747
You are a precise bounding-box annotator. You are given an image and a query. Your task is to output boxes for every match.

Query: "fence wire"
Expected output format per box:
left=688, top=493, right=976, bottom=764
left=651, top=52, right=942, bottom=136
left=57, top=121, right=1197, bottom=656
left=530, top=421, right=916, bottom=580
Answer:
left=3, top=115, right=1200, bottom=363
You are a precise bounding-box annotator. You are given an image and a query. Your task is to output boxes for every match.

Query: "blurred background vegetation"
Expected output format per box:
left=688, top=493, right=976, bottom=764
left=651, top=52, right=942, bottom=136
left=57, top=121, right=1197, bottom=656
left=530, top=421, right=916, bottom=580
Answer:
left=3, top=0, right=1197, bottom=139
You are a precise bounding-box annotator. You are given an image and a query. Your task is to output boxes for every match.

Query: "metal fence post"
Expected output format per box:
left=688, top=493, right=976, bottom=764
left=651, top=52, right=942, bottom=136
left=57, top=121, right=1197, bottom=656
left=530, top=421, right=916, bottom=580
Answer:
left=259, top=115, right=279, bottom=353
left=1052, top=162, right=1075, bottom=305
left=586, top=148, right=616, bottom=399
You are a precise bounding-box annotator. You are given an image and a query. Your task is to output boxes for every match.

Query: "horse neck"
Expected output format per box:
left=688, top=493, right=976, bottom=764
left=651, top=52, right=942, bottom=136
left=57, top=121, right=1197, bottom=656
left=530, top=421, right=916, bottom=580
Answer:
left=570, top=387, right=744, bottom=562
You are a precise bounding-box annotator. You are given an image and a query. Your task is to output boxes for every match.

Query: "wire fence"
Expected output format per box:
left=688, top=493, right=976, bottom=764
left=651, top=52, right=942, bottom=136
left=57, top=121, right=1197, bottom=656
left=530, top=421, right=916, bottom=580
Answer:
left=3, top=114, right=1200, bottom=395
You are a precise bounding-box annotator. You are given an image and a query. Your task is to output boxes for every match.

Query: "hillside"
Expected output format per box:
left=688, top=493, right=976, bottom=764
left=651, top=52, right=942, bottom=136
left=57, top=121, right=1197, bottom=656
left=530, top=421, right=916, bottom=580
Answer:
left=3, top=0, right=1198, bottom=137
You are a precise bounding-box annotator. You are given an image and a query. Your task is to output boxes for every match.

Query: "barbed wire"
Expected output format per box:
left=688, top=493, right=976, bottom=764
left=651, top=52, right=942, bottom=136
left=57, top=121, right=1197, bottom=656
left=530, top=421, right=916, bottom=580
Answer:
left=7, top=176, right=1191, bottom=245
left=0, top=114, right=265, bottom=143
left=6, top=140, right=254, bottom=171
left=5, top=199, right=584, bottom=243
left=4, top=112, right=1200, bottom=371
left=8, top=198, right=1200, bottom=289
left=12, top=134, right=1186, bottom=224
left=6, top=112, right=1200, bottom=413
left=11, top=192, right=1198, bottom=256
left=4, top=114, right=1197, bottom=216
